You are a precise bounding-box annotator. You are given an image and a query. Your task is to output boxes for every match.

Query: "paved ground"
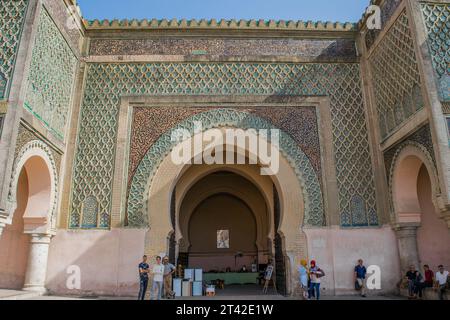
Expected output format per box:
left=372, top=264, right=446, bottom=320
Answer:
left=0, top=285, right=406, bottom=300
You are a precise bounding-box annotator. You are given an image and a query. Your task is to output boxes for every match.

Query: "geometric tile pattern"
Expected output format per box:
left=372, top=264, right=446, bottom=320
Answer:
left=364, top=0, right=402, bottom=51
left=24, top=7, right=77, bottom=140
left=369, top=10, right=424, bottom=139
left=0, top=0, right=28, bottom=100
left=70, top=62, right=378, bottom=228
left=127, top=108, right=324, bottom=227
left=421, top=3, right=450, bottom=101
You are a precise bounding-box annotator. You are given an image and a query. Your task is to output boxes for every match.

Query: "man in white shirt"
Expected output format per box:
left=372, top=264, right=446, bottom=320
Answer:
left=150, top=256, right=164, bottom=300
left=435, top=265, right=449, bottom=300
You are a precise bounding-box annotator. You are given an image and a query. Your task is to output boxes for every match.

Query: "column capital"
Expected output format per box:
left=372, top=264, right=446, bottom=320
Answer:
left=393, top=223, right=420, bottom=238
left=29, top=233, right=53, bottom=244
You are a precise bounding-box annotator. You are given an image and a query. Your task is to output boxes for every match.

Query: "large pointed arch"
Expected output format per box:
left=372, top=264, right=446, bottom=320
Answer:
left=127, top=108, right=324, bottom=227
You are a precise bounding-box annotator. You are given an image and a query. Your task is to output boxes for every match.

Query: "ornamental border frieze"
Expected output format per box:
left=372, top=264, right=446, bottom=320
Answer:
left=88, top=38, right=357, bottom=61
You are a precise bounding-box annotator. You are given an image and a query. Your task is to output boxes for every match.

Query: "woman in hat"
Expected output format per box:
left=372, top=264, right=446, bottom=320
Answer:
left=298, top=259, right=309, bottom=299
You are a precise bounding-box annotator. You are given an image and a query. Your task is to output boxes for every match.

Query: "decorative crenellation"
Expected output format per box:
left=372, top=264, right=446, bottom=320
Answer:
left=0, top=0, right=29, bottom=100
left=70, top=62, right=378, bottom=229
left=83, top=18, right=356, bottom=32
left=421, top=2, right=450, bottom=101
left=24, top=6, right=78, bottom=140
left=369, top=10, right=424, bottom=140
left=127, top=108, right=324, bottom=227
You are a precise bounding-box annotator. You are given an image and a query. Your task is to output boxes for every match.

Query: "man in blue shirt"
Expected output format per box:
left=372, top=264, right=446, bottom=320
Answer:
left=354, top=259, right=367, bottom=297
left=138, top=255, right=149, bottom=300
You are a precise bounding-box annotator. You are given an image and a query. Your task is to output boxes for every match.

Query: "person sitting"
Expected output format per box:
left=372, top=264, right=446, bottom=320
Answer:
left=405, top=265, right=421, bottom=299
left=435, top=265, right=449, bottom=300
left=422, top=265, right=434, bottom=290
left=240, top=265, right=248, bottom=273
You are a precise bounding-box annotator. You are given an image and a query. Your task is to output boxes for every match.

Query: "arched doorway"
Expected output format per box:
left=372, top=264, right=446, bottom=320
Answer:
left=0, top=141, right=57, bottom=292
left=135, top=125, right=310, bottom=296
left=178, top=171, right=270, bottom=275
left=416, top=165, right=450, bottom=269
left=391, top=143, right=450, bottom=272
left=0, top=169, right=31, bottom=289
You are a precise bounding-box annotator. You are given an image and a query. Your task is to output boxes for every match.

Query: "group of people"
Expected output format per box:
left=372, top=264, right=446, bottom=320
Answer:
left=298, top=259, right=326, bottom=300
left=299, top=258, right=449, bottom=300
left=138, top=255, right=176, bottom=300
left=138, top=255, right=449, bottom=300
left=405, top=264, right=449, bottom=300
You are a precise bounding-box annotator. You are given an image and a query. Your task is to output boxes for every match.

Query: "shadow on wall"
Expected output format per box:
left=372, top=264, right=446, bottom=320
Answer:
left=45, top=228, right=147, bottom=297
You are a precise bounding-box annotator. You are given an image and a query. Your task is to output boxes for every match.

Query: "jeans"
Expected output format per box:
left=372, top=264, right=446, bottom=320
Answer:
left=309, top=282, right=321, bottom=300
left=151, top=280, right=163, bottom=300
left=413, top=281, right=423, bottom=298
left=407, top=280, right=415, bottom=296
left=438, top=284, right=446, bottom=300
left=138, top=278, right=148, bottom=300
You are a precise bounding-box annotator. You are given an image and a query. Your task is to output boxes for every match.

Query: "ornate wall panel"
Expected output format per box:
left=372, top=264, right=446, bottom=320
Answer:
left=0, top=0, right=28, bottom=100
left=41, top=0, right=82, bottom=53
left=369, top=10, right=424, bottom=139
left=70, top=62, right=378, bottom=229
left=421, top=3, right=450, bottom=101
left=365, top=0, right=402, bottom=51
left=127, top=108, right=324, bottom=227
left=23, top=7, right=77, bottom=140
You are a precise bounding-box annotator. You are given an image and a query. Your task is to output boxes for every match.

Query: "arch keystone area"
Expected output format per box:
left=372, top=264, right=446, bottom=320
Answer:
left=127, top=108, right=324, bottom=228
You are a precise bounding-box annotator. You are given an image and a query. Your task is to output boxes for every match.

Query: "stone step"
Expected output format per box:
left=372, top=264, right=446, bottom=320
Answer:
left=0, top=289, right=44, bottom=300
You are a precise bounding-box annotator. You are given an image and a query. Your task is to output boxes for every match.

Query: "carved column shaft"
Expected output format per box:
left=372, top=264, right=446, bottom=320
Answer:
left=394, top=224, right=420, bottom=274
left=23, top=233, right=52, bottom=293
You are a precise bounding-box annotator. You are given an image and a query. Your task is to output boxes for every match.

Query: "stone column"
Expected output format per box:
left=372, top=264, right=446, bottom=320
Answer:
left=23, top=233, right=52, bottom=293
left=394, top=224, right=420, bottom=273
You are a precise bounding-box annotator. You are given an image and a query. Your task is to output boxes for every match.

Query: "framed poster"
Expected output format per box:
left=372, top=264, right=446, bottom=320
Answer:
left=217, top=230, right=229, bottom=249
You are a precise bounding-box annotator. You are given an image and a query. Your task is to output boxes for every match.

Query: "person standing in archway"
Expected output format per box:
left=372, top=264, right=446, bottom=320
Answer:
left=162, top=256, right=176, bottom=299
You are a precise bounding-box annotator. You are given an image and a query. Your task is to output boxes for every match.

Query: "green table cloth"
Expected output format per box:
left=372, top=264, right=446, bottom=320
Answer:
left=203, top=272, right=259, bottom=285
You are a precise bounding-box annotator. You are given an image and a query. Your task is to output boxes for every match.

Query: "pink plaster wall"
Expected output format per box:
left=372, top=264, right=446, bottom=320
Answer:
left=416, top=165, right=450, bottom=270
left=304, top=226, right=401, bottom=295
left=0, top=169, right=30, bottom=289
left=46, top=229, right=147, bottom=297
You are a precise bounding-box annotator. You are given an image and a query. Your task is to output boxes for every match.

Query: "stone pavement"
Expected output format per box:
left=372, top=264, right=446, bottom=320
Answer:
left=0, top=288, right=406, bottom=300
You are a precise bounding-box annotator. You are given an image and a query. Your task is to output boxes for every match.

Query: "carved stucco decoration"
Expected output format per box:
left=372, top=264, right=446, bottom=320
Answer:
left=127, top=108, right=325, bottom=228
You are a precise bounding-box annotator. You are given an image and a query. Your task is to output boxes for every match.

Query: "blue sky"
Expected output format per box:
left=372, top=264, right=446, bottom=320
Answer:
left=78, top=0, right=371, bottom=22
